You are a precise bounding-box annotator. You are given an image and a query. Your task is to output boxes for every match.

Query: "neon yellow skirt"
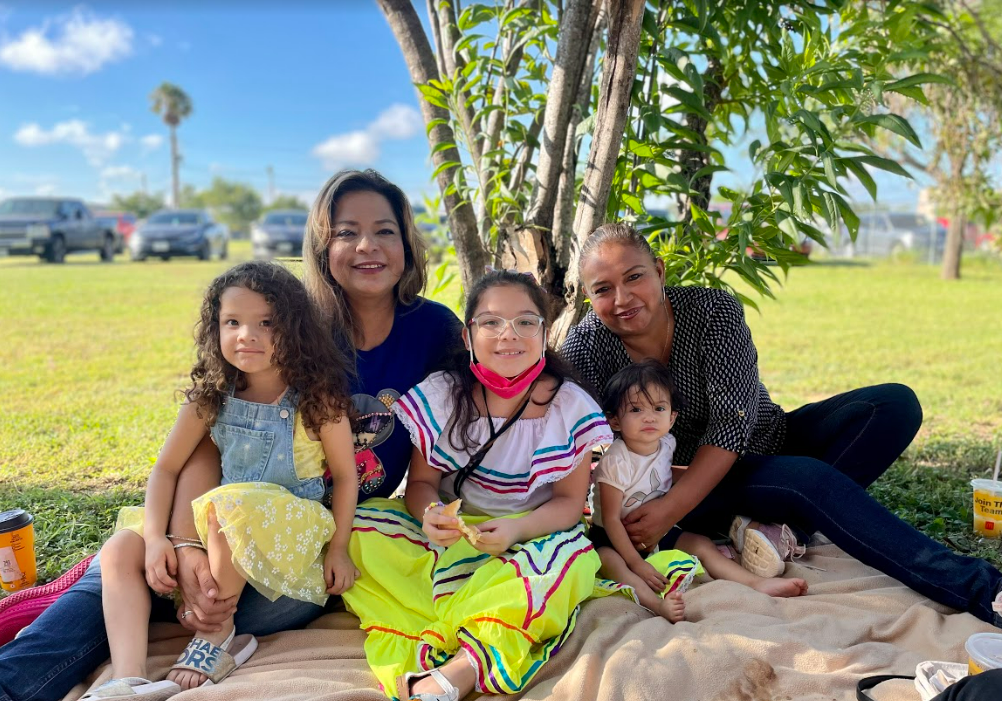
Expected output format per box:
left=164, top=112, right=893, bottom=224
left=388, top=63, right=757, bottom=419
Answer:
left=116, top=482, right=335, bottom=606
left=343, top=498, right=619, bottom=698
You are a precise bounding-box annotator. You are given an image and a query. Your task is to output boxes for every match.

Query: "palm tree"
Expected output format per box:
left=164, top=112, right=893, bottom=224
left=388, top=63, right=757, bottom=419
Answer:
left=150, top=83, right=193, bottom=209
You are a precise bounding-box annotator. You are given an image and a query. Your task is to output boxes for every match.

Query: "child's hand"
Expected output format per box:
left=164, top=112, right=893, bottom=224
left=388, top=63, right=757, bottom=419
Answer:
left=324, top=547, right=360, bottom=596
left=423, top=505, right=462, bottom=547
left=629, top=558, right=670, bottom=594
left=144, top=536, right=178, bottom=594
left=474, top=519, right=520, bottom=556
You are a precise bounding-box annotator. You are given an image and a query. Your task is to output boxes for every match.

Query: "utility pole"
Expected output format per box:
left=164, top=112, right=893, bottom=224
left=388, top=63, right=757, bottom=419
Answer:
left=266, top=165, right=275, bottom=205
left=140, top=172, right=148, bottom=195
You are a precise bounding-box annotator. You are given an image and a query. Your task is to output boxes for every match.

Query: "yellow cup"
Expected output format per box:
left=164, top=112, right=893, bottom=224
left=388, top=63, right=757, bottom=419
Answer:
left=972, top=479, right=1002, bottom=538
left=966, top=632, right=1002, bottom=675
left=0, top=509, right=37, bottom=592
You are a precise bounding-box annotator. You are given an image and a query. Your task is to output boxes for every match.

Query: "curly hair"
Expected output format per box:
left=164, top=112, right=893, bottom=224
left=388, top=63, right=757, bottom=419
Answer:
left=185, top=261, right=354, bottom=432
left=443, top=270, right=580, bottom=456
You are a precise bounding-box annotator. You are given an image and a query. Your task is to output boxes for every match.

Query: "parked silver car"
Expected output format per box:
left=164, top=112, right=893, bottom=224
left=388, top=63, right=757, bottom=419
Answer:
left=251, top=209, right=308, bottom=259
left=834, top=212, right=946, bottom=258
left=130, top=209, right=228, bottom=262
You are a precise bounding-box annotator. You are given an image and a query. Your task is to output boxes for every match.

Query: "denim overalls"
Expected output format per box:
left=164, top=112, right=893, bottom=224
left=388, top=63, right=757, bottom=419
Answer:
left=210, top=388, right=326, bottom=502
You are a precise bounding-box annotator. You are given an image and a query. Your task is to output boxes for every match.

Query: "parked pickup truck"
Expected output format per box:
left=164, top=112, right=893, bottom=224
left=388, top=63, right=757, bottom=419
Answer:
left=0, top=197, right=119, bottom=263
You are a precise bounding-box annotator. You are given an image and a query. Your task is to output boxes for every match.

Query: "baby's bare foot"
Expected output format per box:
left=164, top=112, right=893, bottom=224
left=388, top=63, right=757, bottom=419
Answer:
left=659, top=592, right=685, bottom=623
left=753, top=577, right=808, bottom=598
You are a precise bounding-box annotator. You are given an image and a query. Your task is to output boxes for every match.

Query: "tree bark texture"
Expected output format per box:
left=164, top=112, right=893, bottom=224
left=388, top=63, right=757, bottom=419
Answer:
left=170, top=126, right=180, bottom=209
left=552, top=0, right=646, bottom=344
left=675, top=56, right=724, bottom=227
left=377, top=0, right=487, bottom=292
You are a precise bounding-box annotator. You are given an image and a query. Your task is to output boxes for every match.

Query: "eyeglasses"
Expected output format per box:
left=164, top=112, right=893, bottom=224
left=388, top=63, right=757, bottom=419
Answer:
left=469, top=313, right=545, bottom=339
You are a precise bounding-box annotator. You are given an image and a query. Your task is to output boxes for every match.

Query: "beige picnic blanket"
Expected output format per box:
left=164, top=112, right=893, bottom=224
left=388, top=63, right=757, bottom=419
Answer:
left=65, top=543, right=996, bottom=701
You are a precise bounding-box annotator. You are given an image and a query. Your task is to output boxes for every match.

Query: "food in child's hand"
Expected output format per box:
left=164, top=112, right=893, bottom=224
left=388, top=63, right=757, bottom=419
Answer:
left=442, top=499, right=482, bottom=544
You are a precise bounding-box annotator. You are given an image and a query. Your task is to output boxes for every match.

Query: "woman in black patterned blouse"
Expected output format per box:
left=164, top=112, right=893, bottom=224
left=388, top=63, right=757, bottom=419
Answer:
left=561, top=222, right=1001, bottom=626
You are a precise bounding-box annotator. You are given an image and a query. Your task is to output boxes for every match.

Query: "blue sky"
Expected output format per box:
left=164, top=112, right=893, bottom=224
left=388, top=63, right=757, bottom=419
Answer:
left=0, top=2, right=923, bottom=210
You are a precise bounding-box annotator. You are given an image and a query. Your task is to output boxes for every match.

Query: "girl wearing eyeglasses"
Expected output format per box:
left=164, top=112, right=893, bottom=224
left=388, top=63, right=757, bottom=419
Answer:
left=341, top=269, right=615, bottom=701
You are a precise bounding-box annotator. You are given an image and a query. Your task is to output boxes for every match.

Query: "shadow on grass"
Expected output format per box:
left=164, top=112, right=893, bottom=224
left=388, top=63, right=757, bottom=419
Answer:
left=0, top=482, right=142, bottom=591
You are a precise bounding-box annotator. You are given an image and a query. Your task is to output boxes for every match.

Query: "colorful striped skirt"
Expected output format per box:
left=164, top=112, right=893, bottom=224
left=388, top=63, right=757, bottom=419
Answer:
left=341, top=498, right=607, bottom=698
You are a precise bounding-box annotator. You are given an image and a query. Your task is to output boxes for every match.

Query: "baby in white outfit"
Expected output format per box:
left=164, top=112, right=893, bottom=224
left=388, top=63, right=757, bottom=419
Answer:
left=591, top=361, right=808, bottom=622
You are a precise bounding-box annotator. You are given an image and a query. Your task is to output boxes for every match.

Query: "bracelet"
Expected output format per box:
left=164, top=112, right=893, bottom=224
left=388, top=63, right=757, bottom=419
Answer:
left=167, top=534, right=202, bottom=543
left=172, top=542, right=206, bottom=551
left=423, top=501, right=444, bottom=516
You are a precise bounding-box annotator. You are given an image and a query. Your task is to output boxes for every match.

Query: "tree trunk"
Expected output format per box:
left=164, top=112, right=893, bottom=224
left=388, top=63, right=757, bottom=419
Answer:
left=941, top=154, right=964, bottom=280
left=941, top=212, right=964, bottom=280
left=377, top=0, right=487, bottom=292
left=675, top=57, right=725, bottom=227
left=506, top=0, right=599, bottom=292
left=170, top=125, right=180, bottom=209
left=551, top=0, right=646, bottom=345
left=528, top=0, right=600, bottom=233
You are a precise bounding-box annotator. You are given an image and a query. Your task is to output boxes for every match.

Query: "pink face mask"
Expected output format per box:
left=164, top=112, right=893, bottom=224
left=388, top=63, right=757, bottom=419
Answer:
left=468, top=332, right=547, bottom=399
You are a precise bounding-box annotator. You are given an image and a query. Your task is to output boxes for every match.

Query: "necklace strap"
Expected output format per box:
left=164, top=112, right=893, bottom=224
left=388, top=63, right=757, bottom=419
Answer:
left=453, top=382, right=537, bottom=498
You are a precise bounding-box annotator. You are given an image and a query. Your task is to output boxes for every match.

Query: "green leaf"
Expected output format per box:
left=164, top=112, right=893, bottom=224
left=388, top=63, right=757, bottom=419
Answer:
left=841, top=158, right=877, bottom=200
left=853, top=155, right=912, bottom=179
left=621, top=192, right=644, bottom=215
left=748, top=139, right=761, bottom=160
left=822, top=154, right=838, bottom=189
left=832, top=193, right=859, bottom=240
left=430, top=141, right=456, bottom=155
left=884, top=72, right=953, bottom=92
left=425, top=118, right=449, bottom=137
left=432, top=160, right=462, bottom=179
left=417, top=84, right=450, bottom=110
left=853, top=114, right=922, bottom=148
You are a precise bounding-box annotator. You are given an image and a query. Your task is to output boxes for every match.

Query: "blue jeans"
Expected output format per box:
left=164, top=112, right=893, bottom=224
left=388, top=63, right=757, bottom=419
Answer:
left=674, top=383, right=1002, bottom=625
left=0, top=553, right=326, bottom=701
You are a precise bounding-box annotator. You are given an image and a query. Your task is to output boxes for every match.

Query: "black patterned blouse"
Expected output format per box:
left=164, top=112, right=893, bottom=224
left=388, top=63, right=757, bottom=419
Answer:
left=560, top=286, right=786, bottom=465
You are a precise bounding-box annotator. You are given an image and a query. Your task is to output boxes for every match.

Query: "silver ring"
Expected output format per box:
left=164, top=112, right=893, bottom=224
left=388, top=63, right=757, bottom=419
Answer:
left=181, top=610, right=193, bottom=619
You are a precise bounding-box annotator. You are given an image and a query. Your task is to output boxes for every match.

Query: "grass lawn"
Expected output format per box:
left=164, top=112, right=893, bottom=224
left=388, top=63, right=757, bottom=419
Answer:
left=2, top=245, right=1001, bottom=584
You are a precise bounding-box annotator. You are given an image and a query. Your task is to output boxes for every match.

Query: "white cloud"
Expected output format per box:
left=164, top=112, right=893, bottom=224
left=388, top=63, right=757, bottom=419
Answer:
left=369, top=104, right=422, bottom=140
left=0, top=8, right=133, bottom=75
left=35, top=183, right=57, bottom=196
left=311, top=104, right=423, bottom=170
left=312, top=131, right=381, bottom=170
left=140, top=134, right=162, bottom=152
left=14, top=119, right=126, bottom=166
left=100, top=165, right=140, bottom=180
left=146, top=33, right=162, bottom=48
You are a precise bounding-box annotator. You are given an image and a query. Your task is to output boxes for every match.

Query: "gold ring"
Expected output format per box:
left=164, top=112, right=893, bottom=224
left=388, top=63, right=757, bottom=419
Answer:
left=639, top=542, right=647, bottom=550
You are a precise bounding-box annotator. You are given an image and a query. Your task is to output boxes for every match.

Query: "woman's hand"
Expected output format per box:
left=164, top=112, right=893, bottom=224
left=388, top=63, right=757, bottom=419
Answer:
left=144, top=536, right=178, bottom=593
left=474, top=519, right=521, bottom=556
left=324, top=547, right=361, bottom=596
left=175, top=546, right=237, bottom=634
left=423, top=505, right=462, bottom=547
left=623, top=496, right=676, bottom=551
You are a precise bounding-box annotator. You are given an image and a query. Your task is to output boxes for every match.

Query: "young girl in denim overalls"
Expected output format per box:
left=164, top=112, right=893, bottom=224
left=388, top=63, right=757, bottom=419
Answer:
left=82, top=261, right=358, bottom=701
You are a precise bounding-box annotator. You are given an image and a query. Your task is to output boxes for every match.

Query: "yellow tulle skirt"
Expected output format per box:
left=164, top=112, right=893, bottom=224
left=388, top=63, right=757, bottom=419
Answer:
left=116, top=482, right=335, bottom=606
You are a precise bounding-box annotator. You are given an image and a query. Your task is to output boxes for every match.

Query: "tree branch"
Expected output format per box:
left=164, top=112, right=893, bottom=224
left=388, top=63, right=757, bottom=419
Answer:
left=377, top=0, right=488, bottom=291
left=553, top=0, right=646, bottom=343
left=526, top=0, right=600, bottom=235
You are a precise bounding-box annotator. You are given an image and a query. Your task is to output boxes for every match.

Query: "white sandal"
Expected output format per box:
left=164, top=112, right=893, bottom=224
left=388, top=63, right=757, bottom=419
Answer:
left=80, top=677, right=180, bottom=701
left=395, top=668, right=461, bottom=701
